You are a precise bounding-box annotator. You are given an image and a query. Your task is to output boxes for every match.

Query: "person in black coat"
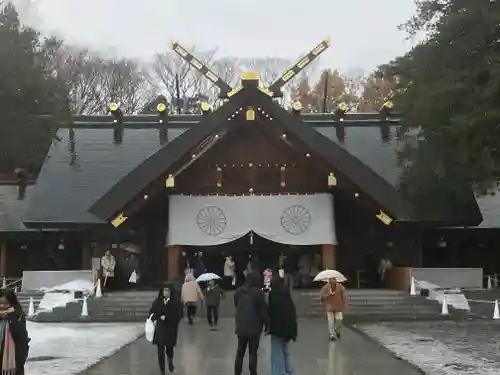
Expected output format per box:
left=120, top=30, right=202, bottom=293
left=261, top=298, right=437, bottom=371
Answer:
left=268, top=276, right=297, bottom=375
left=0, top=290, right=29, bottom=375
left=233, top=272, right=269, bottom=375
left=149, top=286, right=183, bottom=374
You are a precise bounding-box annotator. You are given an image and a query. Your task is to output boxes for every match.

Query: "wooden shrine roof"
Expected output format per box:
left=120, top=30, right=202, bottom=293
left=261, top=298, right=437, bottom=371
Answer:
left=23, top=88, right=482, bottom=229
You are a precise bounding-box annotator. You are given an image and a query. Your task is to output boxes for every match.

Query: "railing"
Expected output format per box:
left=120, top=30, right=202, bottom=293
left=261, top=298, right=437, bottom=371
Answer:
left=412, top=277, right=500, bottom=319
left=413, top=279, right=446, bottom=300
left=1, top=278, right=22, bottom=291
left=485, top=274, right=499, bottom=289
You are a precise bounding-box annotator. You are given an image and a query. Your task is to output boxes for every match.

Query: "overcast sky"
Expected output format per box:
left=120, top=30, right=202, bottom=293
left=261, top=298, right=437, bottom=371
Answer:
left=17, top=0, right=419, bottom=73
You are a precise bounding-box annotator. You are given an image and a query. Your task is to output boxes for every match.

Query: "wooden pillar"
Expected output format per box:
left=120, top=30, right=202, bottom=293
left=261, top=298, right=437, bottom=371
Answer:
left=166, top=245, right=181, bottom=280
left=322, top=244, right=336, bottom=270
left=0, top=242, right=7, bottom=277
left=81, top=238, right=92, bottom=270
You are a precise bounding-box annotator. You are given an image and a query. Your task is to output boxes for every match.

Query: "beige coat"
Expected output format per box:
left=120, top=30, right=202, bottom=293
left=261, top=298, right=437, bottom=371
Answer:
left=181, top=274, right=204, bottom=304
left=224, top=258, right=235, bottom=277
left=101, top=255, right=116, bottom=277
left=320, top=283, right=348, bottom=313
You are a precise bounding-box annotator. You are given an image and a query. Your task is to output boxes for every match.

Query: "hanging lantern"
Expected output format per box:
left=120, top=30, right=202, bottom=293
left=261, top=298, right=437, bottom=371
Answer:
left=166, top=174, right=175, bottom=188
left=327, top=172, right=337, bottom=187
left=280, top=166, right=286, bottom=187
left=216, top=167, right=222, bottom=188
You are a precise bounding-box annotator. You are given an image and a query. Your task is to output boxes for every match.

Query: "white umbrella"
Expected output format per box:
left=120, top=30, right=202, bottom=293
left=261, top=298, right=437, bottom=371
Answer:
left=121, top=243, right=141, bottom=254
left=196, top=273, right=221, bottom=282
left=313, top=269, right=347, bottom=283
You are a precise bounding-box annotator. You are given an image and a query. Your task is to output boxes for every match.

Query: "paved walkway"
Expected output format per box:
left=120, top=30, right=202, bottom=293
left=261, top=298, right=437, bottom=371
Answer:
left=80, top=318, right=422, bottom=375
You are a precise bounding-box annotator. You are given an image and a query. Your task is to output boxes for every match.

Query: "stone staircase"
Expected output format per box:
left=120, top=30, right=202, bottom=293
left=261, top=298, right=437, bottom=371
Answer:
left=17, top=291, right=43, bottom=313
left=296, top=289, right=468, bottom=323
left=71, top=290, right=237, bottom=322
left=32, top=287, right=470, bottom=323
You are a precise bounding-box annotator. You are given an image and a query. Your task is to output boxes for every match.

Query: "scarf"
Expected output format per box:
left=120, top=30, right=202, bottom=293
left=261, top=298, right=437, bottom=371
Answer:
left=0, top=319, right=16, bottom=374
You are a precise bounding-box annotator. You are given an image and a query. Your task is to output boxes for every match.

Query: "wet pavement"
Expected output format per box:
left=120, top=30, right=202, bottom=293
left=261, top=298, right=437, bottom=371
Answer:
left=360, top=321, right=500, bottom=374
left=79, top=318, right=421, bottom=375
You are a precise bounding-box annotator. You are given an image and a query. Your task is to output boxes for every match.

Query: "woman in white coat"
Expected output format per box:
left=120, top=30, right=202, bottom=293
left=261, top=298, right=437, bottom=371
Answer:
left=224, top=256, right=236, bottom=289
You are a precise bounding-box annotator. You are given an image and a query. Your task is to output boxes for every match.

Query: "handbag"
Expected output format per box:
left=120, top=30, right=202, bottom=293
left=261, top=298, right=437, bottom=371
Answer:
left=145, top=314, right=155, bottom=342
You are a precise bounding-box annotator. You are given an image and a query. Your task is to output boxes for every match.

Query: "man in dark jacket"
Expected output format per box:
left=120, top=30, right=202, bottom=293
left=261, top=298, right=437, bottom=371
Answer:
left=268, top=276, right=297, bottom=375
left=234, top=272, right=269, bottom=375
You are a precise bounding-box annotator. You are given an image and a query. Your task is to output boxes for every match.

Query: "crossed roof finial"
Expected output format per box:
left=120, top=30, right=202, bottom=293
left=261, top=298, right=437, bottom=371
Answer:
left=169, top=37, right=331, bottom=99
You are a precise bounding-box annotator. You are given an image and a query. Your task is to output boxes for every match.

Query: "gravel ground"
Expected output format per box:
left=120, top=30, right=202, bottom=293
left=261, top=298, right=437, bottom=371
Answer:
left=358, top=321, right=500, bottom=375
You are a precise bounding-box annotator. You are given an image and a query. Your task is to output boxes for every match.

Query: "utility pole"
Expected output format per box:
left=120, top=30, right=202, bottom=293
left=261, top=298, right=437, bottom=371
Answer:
left=322, top=71, right=329, bottom=112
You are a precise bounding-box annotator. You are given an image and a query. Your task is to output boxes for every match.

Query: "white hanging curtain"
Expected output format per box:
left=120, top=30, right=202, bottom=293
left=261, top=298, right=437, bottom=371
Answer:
left=167, top=194, right=336, bottom=246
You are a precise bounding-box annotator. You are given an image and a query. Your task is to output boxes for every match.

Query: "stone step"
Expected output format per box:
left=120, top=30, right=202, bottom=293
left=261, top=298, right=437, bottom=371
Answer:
left=300, top=290, right=407, bottom=297
left=305, top=296, right=413, bottom=302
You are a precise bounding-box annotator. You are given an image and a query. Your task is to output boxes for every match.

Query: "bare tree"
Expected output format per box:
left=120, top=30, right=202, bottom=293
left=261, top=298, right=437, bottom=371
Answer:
left=99, top=58, right=152, bottom=114
left=147, top=46, right=218, bottom=106
left=48, top=46, right=152, bottom=114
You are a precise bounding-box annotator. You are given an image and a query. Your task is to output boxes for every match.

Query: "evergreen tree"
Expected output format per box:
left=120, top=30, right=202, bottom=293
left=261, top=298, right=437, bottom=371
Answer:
left=0, top=3, right=67, bottom=177
left=382, top=0, right=500, bottom=192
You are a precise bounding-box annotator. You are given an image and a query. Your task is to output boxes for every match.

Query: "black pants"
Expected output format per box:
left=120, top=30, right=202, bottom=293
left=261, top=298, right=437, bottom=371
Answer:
left=104, top=276, right=114, bottom=291
left=234, top=336, right=260, bottom=375
left=206, top=305, right=219, bottom=326
left=157, top=344, right=174, bottom=371
left=186, top=304, right=197, bottom=324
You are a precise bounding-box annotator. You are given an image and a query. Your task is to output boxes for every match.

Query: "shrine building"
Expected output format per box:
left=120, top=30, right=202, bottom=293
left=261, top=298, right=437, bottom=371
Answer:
left=0, top=39, right=498, bottom=288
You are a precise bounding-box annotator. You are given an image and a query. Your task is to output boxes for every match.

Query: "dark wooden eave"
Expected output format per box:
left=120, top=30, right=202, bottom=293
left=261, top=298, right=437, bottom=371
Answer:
left=39, top=112, right=400, bottom=129
left=253, top=92, right=408, bottom=220
left=89, top=86, right=408, bottom=223
left=88, top=88, right=254, bottom=221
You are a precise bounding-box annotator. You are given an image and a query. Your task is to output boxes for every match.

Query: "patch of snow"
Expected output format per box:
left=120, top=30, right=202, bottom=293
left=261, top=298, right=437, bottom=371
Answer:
left=416, top=280, right=441, bottom=290
left=37, top=292, right=75, bottom=312
left=360, top=324, right=500, bottom=375
left=416, top=280, right=470, bottom=310
left=25, top=322, right=143, bottom=375
left=40, top=279, right=94, bottom=293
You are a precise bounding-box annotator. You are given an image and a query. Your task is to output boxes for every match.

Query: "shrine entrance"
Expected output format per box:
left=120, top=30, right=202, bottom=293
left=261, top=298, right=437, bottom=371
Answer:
left=183, top=233, right=323, bottom=289
left=164, top=193, right=337, bottom=284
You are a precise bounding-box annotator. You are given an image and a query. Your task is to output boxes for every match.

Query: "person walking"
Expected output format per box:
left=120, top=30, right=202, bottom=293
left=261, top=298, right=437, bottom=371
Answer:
left=320, top=277, right=348, bottom=341
left=234, top=272, right=269, bottom=375
left=149, top=285, right=183, bottom=374
left=101, top=249, right=116, bottom=291
left=268, top=276, right=297, bottom=375
left=0, top=289, right=30, bottom=375
left=204, top=279, right=224, bottom=330
left=377, top=254, right=393, bottom=288
left=224, top=256, right=236, bottom=289
left=181, top=274, right=204, bottom=325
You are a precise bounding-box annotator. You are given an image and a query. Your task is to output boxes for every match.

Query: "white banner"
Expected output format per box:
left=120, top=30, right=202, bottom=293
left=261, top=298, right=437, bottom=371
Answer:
left=167, top=194, right=336, bottom=246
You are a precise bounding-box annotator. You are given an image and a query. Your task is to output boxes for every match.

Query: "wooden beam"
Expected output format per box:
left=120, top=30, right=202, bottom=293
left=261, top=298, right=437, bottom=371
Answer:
left=35, top=113, right=399, bottom=129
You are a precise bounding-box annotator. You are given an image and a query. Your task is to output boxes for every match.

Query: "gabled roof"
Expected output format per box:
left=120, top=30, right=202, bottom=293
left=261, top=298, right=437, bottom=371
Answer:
left=23, top=87, right=482, bottom=228
left=89, top=87, right=409, bottom=222
left=23, top=128, right=183, bottom=227
left=88, top=88, right=255, bottom=221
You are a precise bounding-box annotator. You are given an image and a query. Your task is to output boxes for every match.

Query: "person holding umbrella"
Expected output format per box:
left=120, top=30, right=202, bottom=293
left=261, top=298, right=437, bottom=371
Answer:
left=149, top=285, right=183, bottom=374
left=204, top=279, right=224, bottom=330
left=320, top=275, right=348, bottom=341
